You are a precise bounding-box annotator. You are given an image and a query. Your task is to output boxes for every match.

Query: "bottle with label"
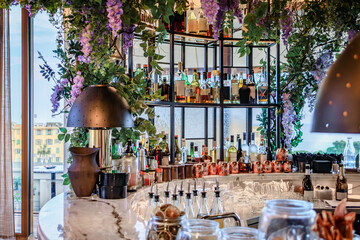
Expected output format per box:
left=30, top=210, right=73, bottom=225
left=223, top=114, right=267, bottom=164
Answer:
left=239, top=74, right=250, bottom=104
left=237, top=137, right=243, bottom=162
left=190, top=142, right=195, bottom=162
left=201, top=147, right=212, bottom=163
left=121, top=139, right=138, bottom=191
left=213, top=70, right=220, bottom=103
left=344, top=137, right=356, bottom=169
left=224, top=136, right=230, bottom=161
left=249, top=132, right=258, bottom=163
left=190, top=69, right=200, bottom=103
left=227, top=135, right=237, bottom=162
left=200, top=72, right=210, bottom=103
left=223, top=73, right=231, bottom=103
left=276, top=140, right=288, bottom=163
left=336, top=163, right=348, bottom=201
left=231, top=69, right=239, bottom=103
left=187, top=2, right=197, bottom=34
left=247, top=72, right=256, bottom=103
left=194, top=146, right=201, bottom=162
left=238, top=72, right=244, bottom=88
left=197, top=8, right=208, bottom=36
left=175, top=62, right=186, bottom=102
left=181, top=138, right=188, bottom=163
left=134, top=63, right=143, bottom=77
left=162, top=134, right=170, bottom=165
left=175, top=135, right=182, bottom=164
left=184, top=68, right=192, bottom=103
left=258, top=136, right=267, bottom=163
left=263, top=147, right=273, bottom=173
left=257, top=69, right=268, bottom=104
left=302, top=164, right=314, bottom=201
left=160, top=75, right=170, bottom=101
left=207, top=72, right=214, bottom=103
left=210, top=141, right=217, bottom=163
left=241, top=132, right=249, bottom=161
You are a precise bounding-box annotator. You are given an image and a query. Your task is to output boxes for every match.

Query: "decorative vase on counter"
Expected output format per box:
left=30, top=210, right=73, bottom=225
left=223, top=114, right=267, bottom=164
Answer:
left=68, top=147, right=100, bottom=197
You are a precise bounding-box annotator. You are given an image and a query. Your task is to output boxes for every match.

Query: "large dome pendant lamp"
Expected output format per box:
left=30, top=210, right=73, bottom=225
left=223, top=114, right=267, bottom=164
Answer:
left=67, top=85, right=134, bottom=172
left=312, top=33, right=360, bottom=133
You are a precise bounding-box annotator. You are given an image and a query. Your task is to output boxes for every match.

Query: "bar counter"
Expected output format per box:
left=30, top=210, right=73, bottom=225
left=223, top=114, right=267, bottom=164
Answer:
left=37, top=173, right=360, bottom=240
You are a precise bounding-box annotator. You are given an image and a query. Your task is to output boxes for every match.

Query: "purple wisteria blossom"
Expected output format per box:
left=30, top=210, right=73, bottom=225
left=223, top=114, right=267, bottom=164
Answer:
left=25, top=4, right=33, bottom=17
left=69, top=71, right=84, bottom=104
left=311, top=51, right=333, bottom=84
left=78, top=25, right=92, bottom=64
left=122, top=24, right=135, bottom=55
left=279, top=8, right=294, bottom=45
left=106, top=0, right=123, bottom=37
left=50, top=78, right=69, bottom=113
left=281, top=92, right=296, bottom=149
left=200, top=0, right=220, bottom=24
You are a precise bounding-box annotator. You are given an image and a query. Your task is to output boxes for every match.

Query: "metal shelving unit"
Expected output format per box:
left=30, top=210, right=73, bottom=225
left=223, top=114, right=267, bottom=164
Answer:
left=129, top=27, right=281, bottom=163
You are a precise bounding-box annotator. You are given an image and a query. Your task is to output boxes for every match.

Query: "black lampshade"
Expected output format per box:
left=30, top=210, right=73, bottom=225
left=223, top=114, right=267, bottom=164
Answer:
left=67, top=85, right=134, bottom=128
left=312, top=33, right=360, bottom=133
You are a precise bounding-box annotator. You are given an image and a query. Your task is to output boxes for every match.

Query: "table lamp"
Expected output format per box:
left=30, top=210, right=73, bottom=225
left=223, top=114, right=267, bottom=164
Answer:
left=67, top=85, right=134, bottom=172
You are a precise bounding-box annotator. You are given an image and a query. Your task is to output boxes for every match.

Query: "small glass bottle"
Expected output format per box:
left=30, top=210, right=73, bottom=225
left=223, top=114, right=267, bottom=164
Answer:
left=210, top=185, right=224, bottom=228
left=302, top=164, right=314, bottom=201
left=197, top=8, right=208, bottom=36
left=144, top=186, right=155, bottom=222
left=249, top=133, right=258, bottom=163
left=175, top=135, right=182, bottom=164
left=172, top=188, right=179, bottom=208
left=239, top=73, right=250, bottom=104
left=210, top=141, right=218, bottom=163
left=344, top=137, right=356, bottom=169
left=175, top=62, right=186, bottom=103
left=154, top=186, right=161, bottom=208
left=202, top=147, right=212, bottom=163
left=121, top=138, right=138, bottom=191
left=192, top=180, right=200, bottom=215
left=187, top=2, right=197, bottom=34
left=247, top=72, right=256, bottom=103
left=231, top=69, right=239, bottom=103
left=185, top=183, right=196, bottom=219
left=197, top=183, right=209, bottom=218
left=336, top=163, right=348, bottom=201
left=257, top=68, right=269, bottom=104
left=178, top=182, right=186, bottom=211
left=227, top=135, right=237, bottom=162
left=164, top=182, right=171, bottom=205
left=181, top=138, right=188, bottom=163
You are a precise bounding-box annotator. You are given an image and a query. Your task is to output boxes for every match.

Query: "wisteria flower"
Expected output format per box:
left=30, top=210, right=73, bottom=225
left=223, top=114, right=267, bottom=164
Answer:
left=106, top=0, right=123, bottom=37
left=282, top=92, right=297, bottom=149
left=78, top=25, right=93, bottom=64
left=122, top=24, right=135, bottom=55
left=279, top=8, right=294, bottom=45
left=69, top=71, right=84, bottom=104
left=50, top=78, right=69, bottom=113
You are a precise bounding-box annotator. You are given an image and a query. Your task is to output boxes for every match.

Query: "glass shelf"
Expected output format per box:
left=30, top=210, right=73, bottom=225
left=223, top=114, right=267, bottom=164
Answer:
left=146, top=101, right=277, bottom=108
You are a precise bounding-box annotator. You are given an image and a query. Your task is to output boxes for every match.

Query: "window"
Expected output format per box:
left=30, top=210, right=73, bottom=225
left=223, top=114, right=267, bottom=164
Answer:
left=46, top=139, right=53, bottom=145
left=55, top=139, right=60, bottom=144
left=15, top=149, right=21, bottom=154
left=35, top=129, right=42, bottom=135
left=56, top=157, right=60, bottom=162
left=46, top=129, right=52, bottom=135
left=16, top=139, right=20, bottom=145
left=37, top=158, right=41, bottom=163
left=35, top=139, right=42, bottom=145
left=56, top=148, right=59, bottom=153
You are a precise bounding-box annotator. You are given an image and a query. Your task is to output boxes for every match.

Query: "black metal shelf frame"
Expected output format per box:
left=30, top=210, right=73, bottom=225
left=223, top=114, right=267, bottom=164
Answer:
left=129, top=24, right=281, bottom=163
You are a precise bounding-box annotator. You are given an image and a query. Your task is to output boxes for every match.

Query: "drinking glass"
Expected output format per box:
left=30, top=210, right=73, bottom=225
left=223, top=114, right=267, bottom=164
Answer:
left=221, top=227, right=259, bottom=240
left=258, top=199, right=316, bottom=240
left=176, top=219, right=221, bottom=240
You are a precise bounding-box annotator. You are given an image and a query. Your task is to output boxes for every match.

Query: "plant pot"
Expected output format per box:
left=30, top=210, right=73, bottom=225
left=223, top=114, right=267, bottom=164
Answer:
left=68, top=147, right=100, bottom=197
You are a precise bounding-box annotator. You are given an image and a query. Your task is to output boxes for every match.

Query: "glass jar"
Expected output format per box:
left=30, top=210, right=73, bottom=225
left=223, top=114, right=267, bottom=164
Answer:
left=221, top=227, right=259, bottom=240
left=121, top=153, right=138, bottom=191
left=146, top=215, right=184, bottom=240
left=258, top=199, right=316, bottom=240
left=176, top=219, right=221, bottom=240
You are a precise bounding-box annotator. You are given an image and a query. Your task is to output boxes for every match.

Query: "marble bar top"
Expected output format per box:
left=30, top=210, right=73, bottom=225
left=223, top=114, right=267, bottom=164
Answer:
left=38, top=173, right=360, bottom=240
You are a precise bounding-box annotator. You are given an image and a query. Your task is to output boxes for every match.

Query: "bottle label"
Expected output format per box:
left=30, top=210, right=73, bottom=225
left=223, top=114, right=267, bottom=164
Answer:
left=260, top=154, right=267, bottom=163
left=249, top=86, right=256, bottom=99
left=200, top=88, right=208, bottom=96
left=187, top=19, right=197, bottom=33
left=198, top=18, right=208, bottom=34
left=258, top=86, right=268, bottom=102
left=231, top=82, right=239, bottom=95
left=175, top=80, right=185, bottom=96
left=190, top=85, right=197, bottom=97
left=229, top=152, right=237, bottom=162
left=336, top=192, right=348, bottom=201
left=304, top=190, right=313, bottom=201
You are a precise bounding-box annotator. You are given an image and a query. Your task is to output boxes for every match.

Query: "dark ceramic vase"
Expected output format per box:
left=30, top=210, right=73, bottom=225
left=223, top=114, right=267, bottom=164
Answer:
left=68, top=147, right=100, bottom=197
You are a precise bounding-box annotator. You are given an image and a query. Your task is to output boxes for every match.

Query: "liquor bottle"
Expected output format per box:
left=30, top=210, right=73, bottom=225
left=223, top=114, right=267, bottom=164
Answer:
left=190, top=142, right=195, bottom=161
left=197, top=8, right=208, bottom=36
left=228, top=135, right=237, bottom=162
left=257, top=69, right=268, bottom=104
left=248, top=71, right=256, bottom=103
left=190, top=69, right=200, bottom=103
left=276, top=140, right=288, bottom=163
left=162, top=134, right=170, bottom=165
left=175, top=62, right=186, bottom=102
left=258, top=136, right=267, bottom=163
left=302, top=164, right=314, bottom=201
left=160, top=75, right=170, bottom=101
left=194, top=146, right=201, bottom=162
left=237, top=137, right=243, bottom=162
left=344, top=137, right=356, bottom=169
left=181, top=138, right=187, bottom=163
left=121, top=138, right=138, bottom=191
left=210, top=141, right=217, bottom=163
left=231, top=69, right=239, bottom=103
left=239, top=74, right=250, bottom=104
left=249, top=133, right=258, bottom=163
left=192, top=180, right=200, bottom=215
left=223, top=73, right=231, bottom=103
left=175, top=135, right=182, bottom=164
left=138, top=142, right=147, bottom=171
left=200, top=72, right=210, bottom=103
left=213, top=70, right=220, bottom=104
left=154, top=144, right=163, bottom=166
left=164, top=182, right=170, bottom=204
left=144, top=186, right=155, bottom=222
left=241, top=132, right=249, bottom=161
left=178, top=182, right=186, bottom=211
left=210, top=184, right=224, bottom=228
left=207, top=72, right=214, bottom=103
left=238, top=72, right=244, bottom=88
left=185, top=183, right=196, bottom=219
left=187, top=2, right=197, bottom=34
left=172, top=185, right=179, bottom=208
left=202, top=146, right=212, bottom=163
left=224, top=136, right=230, bottom=161
left=185, top=68, right=192, bottom=103
left=336, top=163, right=348, bottom=201
left=263, top=147, right=273, bottom=173
left=197, top=182, right=209, bottom=217
left=142, top=64, right=152, bottom=95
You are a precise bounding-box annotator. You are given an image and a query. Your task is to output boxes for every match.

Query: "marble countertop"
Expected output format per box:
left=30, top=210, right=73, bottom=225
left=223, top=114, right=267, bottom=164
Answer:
left=38, top=173, right=360, bottom=240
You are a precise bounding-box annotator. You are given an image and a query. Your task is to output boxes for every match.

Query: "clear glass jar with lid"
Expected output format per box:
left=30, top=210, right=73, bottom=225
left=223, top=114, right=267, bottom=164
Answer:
left=258, top=199, right=316, bottom=240
left=221, top=227, right=259, bottom=240
left=176, top=219, right=221, bottom=240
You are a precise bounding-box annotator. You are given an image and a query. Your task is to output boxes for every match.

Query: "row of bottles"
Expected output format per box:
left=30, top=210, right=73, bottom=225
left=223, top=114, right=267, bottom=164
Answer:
left=135, top=63, right=269, bottom=104
left=144, top=180, right=223, bottom=222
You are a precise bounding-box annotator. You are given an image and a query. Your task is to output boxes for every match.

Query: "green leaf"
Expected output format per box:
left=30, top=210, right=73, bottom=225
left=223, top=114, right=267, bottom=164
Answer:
left=58, top=134, right=65, bottom=141
left=65, top=134, right=71, bottom=143
left=59, top=127, right=67, bottom=133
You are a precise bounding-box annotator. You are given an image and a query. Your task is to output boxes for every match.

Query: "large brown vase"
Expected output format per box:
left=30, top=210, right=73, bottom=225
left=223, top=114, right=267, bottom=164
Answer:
left=68, top=147, right=100, bottom=197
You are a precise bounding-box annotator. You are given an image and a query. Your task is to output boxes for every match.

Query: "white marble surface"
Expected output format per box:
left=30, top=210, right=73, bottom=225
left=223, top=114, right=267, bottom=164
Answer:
left=38, top=173, right=360, bottom=240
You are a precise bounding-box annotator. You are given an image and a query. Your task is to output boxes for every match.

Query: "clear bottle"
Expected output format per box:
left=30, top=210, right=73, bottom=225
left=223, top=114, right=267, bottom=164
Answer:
left=175, top=135, right=182, bottom=164
left=302, top=164, right=314, bottom=201
left=185, top=69, right=192, bottom=103
left=230, top=69, right=239, bottom=103
left=154, top=188, right=161, bottom=208
left=164, top=182, right=171, bottom=205
left=257, top=68, right=268, bottom=104
left=210, top=141, right=218, bottom=163
left=175, top=62, right=186, bottom=103
left=197, top=8, right=208, bottom=36
left=241, top=132, right=249, bottom=161
left=200, top=72, right=210, bottom=103
left=202, top=147, right=212, bottom=163
left=210, top=188, right=224, bottom=228
left=181, top=138, right=188, bottom=163
left=121, top=138, right=138, bottom=191
left=192, top=181, right=200, bottom=216
left=187, top=2, right=197, bottom=34
left=185, top=183, right=196, bottom=219
left=134, top=63, right=142, bottom=77
left=336, top=163, right=348, bottom=201
left=213, top=70, right=220, bottom=104
left=144, top=188, right=155, bottom=222
left=224, top=137, right=230, bottom=161
left=344, top=137, right=356, bottom=169
left=258, top=136, right=267, bottom=163
left=172, top=185, right=179, bottom=208
left=178, top=182, right=186, bottom=211
left=161, top=134, right=170, bottom=165
left=227, top=135, right=237, bottom=163
left=249, top=133, right=258, bottom=163
left=197, top=183, right=209, bottom=218
left=238, top=72, right=244, bottom=89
